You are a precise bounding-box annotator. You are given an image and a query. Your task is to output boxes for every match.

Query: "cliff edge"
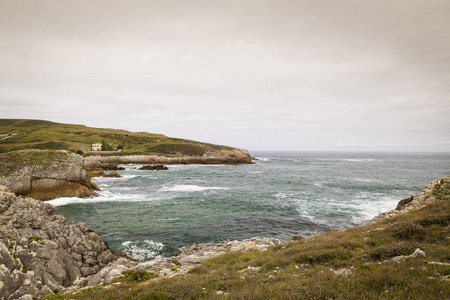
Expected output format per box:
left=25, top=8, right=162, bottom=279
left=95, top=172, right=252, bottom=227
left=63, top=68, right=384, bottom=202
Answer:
left=83, top=148, right=253, bottom=171
left=0, top=150, right=99, bottom=201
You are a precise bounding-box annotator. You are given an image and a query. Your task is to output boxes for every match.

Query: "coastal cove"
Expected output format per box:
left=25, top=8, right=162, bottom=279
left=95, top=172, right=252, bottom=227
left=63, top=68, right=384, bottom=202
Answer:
left=49, top=151, right=450, bottom=261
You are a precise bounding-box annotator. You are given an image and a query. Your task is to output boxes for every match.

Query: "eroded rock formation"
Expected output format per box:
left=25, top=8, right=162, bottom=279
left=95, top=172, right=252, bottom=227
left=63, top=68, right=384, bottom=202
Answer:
left=0, top=186, right=118, bottom=299
left=0, top=150, right=99, bottom=200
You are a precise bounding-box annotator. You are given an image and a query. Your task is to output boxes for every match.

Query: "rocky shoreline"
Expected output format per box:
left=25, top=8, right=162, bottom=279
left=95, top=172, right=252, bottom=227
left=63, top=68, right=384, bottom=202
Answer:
left=0, top=185, right=280, bottom=300
left=0, top=149, right=253, bottom=201
left=83, top=148, right=253, bottom=171
left=1, top=175, right=448, bottom=299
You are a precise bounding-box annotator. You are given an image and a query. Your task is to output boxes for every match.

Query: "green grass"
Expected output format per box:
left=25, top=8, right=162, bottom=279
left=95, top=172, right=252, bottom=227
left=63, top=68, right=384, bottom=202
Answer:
left=0, top=119, right=235, bottom=156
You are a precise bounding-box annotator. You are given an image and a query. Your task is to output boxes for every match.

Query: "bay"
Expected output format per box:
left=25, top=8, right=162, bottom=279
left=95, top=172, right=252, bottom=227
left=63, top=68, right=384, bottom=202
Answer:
left=49, top=151, right=450, bottom=261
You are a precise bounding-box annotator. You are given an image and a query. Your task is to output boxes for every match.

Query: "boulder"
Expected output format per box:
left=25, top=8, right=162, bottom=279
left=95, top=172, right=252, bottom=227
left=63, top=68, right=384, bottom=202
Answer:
left=103, top=171, right=122, bottom=178
left=138, top=165, right=169, bottom=171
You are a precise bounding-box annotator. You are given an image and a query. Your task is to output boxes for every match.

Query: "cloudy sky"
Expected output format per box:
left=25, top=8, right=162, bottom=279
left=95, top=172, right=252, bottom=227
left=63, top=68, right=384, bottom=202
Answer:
left=1, top=0, right=449, bottom=151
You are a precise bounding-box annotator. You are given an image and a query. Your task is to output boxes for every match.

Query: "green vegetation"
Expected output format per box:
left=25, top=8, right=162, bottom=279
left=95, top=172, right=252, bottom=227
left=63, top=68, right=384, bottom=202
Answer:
left=0, top=149, right=70, bottom=176
left=0, top=119, right=234, bottom=156
left=8, top=241, right=15, bottom=250
left=29, top=236, right=42, bottom=242
left=42, top=193, right=450, bottom=299
left=122, top=270, right=158, bottom=282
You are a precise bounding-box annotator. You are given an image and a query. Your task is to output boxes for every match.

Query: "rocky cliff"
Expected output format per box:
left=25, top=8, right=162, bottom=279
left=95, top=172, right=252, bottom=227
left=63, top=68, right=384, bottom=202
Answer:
left=0, top=150, right=99, bottom=200
left=0, top=186, right=118, bottom=299
left=83, top=148, right=253, bottom=171
left=359, top=175, right=450, bottom=226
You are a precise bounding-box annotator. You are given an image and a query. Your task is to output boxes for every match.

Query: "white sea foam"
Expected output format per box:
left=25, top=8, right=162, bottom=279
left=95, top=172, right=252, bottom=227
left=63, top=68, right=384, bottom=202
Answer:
left=158, top=218, right=180, bottom=221
left=48, top=191, right=171, bottom=206
left=159, top=185, right=229, bottom=192
left=313, top=181, right=325, bottom=187
left=121, top=239, right=164, bottom=261
left=250, top=171, right=263, bottom=174
left=341, top=159, right=376, bottom=162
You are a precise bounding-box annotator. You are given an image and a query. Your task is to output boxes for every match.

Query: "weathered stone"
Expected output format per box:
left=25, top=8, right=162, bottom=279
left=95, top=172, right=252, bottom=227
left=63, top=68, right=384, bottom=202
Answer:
left=0, top=150, right=98, bottom=200
left=0, top=187, right=118, bottom=299
left=333, top=268, right=353, bottom=278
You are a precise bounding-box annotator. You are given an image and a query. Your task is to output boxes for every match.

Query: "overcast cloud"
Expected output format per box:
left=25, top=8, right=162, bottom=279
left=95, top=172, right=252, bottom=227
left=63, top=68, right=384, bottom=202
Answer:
left=1, top=0, right=449, bottom=151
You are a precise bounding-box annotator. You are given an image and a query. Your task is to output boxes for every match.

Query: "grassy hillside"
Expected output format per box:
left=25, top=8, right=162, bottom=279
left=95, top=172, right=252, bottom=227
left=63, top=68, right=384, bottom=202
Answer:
left=44, top=180, right=450, bottom=299
left=0, top=119, right=234, bottom=156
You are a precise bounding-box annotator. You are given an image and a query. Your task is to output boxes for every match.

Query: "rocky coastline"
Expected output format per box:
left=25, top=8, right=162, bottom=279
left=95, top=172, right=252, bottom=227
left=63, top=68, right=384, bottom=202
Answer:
left=83, top=148, right=253, bottom=171
left=0, top=185, right=281, bottom=299
left=1, top=172, right=448, bottom=299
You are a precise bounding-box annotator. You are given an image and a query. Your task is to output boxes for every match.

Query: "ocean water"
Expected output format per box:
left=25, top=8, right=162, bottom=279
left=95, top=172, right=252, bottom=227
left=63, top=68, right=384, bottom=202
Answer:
left=49, top=151, right=450, bottom=261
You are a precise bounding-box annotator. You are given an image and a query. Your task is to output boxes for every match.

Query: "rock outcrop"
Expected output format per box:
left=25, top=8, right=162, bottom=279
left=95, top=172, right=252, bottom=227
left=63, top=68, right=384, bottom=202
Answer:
left=360, top=175, right=450, bottom=226
left=79, top=237, right=282, bottom=288
left=138, top=165, right=168, bottom=171
left=83, top=148, right=253, bottom=171
left=0, top=186, right=118, bottom=299
left=0, top=150, right=99, bottom=200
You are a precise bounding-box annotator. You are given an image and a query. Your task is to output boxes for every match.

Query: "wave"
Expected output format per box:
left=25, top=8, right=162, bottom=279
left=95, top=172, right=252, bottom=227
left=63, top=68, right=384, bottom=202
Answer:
left=340, top=159, right=376, bottom=162
left=159, top=185, right=229, bottom=192
left=121, top=239, right=164, bottom=261
left=48, top=191, right=172, bottom=206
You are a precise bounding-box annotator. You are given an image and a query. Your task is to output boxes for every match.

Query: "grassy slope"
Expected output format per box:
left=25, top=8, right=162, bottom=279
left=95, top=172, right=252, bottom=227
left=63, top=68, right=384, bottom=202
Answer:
left=45, top=181, right=450, bottom=299
left=0, top=119, right=233, bottom=156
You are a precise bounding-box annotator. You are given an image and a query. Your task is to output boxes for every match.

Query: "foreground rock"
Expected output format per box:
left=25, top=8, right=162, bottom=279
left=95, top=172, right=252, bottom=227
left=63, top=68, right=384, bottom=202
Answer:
left=83, top=148, right=253, bottom=171
left=0, top=186, right=118, bottom=299
left=80, top=237, right=282, bottom=288
left=0, top=150, right=99, bottom=200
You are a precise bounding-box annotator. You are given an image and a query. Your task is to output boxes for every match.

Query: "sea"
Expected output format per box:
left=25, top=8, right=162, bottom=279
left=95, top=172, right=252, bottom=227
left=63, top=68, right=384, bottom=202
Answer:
left=48, top=151, right=450, bottom=261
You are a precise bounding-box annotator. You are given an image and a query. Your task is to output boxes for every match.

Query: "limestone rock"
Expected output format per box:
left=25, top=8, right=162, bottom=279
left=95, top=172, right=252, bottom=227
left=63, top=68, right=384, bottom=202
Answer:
left=0, top=150, right=98, bottom=200
left=333, top=268, right=353, bottom=279
left=0, top=187, right=118, bottom=299
left=83, top=148, right=253, bottom=171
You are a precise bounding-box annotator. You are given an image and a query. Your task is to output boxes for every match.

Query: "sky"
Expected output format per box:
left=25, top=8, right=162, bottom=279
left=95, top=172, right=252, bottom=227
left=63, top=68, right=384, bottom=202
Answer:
left=1, top=0, right=450, bottom=151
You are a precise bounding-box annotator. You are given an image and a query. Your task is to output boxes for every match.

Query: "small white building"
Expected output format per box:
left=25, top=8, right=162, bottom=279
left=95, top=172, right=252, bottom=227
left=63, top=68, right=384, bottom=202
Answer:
left=91, top=143, right=102, bottom=151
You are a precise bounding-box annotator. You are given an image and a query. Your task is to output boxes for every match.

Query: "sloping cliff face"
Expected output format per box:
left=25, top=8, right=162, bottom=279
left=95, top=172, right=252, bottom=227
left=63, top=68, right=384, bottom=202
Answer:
left=84, top=148, right=253, bottom=170
left=0, top=186, right=118, bottom=299
left=0, top=150, right=99, bottom=200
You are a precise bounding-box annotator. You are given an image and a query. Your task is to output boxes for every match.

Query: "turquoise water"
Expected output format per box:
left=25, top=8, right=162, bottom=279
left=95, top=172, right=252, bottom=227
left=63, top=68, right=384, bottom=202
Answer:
left=49, top=151, right=450, bottom=261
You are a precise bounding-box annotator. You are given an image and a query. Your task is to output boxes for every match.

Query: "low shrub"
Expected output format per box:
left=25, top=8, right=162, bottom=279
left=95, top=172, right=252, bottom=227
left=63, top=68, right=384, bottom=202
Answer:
left=366, top=243, right=418, bottom=261
left=122, top=270, right=157, bottom=282
left=388, top=221, right=425, bottom=240
left=418, top=215, right=450, bottom=227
